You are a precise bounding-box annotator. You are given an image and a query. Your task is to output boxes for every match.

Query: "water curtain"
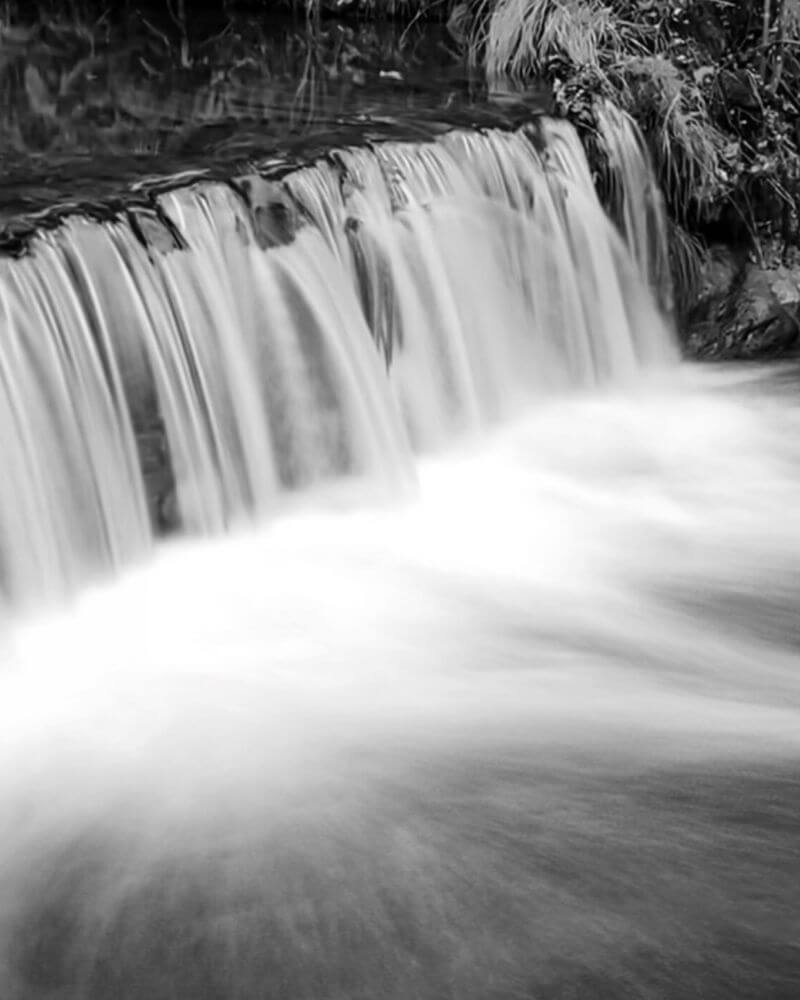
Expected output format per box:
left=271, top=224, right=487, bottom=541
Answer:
left=0, top=113, right=674, bottom=607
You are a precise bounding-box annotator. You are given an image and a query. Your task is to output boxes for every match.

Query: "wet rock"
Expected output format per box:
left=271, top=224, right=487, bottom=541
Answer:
left=345, top=216, right=398, bottom=365
left=717, top=70, right=759, bottom=111
left=235, top=176, right=298, bottom=250
left=157, top=487, right=179, bottom=534
left=128, top=208, right=183, bottom=254
left=136, top=425, right=178, bottom=534
left=736, top=269, right=800, bottom=359
left=685, top=247, right=800, bottom=359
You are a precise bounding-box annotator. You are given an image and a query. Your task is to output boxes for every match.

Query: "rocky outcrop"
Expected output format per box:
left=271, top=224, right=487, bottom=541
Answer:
left=684, top=247, right=800, bottom=360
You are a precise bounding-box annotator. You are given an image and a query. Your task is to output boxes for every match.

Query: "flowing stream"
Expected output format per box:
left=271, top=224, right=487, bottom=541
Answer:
left=0, top=107, right=798, bottom=999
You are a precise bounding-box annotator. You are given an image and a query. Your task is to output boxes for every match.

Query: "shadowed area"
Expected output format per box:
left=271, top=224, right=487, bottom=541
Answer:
left=0, top=10, right=546, bottom=226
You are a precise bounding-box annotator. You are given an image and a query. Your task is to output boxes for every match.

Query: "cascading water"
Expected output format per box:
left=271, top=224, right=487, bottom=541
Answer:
left=596, top=101, right=673, bottom=314
left=1, top=107, right=799, bottom=1000
left=0, top=116, right=673, bottom=607
left=0, top=233, right=152, bottom=608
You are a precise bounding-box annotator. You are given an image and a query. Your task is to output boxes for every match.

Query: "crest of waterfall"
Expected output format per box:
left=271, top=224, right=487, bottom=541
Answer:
left=0, top=114, right=676, bottom=608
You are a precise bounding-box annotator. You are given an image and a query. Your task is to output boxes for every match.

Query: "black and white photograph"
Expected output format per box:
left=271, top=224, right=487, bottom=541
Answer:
left=0, top=1, right=798, bottom=997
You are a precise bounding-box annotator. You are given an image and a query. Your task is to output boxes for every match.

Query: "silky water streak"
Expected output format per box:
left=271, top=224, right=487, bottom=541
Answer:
left=0, top=113, right=674, bottom=607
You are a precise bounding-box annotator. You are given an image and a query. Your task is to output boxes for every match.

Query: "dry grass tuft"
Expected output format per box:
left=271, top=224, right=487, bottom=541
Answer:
left=622, top=55, right=730, bottom=220
left=480, top=0, right=627, bottom=81
left=474, top=1, right=732, bottom=222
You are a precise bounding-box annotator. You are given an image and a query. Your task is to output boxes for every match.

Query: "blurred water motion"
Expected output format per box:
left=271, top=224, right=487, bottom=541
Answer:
left=1, top=364, right=799, bottom=998
left=0, top=43, right=797, bottom=992
left=0, top=112, right=667, bottom=604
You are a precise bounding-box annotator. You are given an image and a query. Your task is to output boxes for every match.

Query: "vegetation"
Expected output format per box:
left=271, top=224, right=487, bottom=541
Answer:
left=288, top=0, right=800, bottom=311
left=278, top=2, right=800, bottom=291
left=3, top=1, right=800, bottom=295
left=0, top=4, right=460, bottom=189
left=465, top=2, right=800, bottom=266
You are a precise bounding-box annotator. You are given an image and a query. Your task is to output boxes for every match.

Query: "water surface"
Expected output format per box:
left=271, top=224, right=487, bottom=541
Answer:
left=1, top=362, right=799, bottom=999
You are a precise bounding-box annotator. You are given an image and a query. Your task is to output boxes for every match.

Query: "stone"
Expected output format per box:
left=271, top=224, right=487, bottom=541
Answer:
left=235, top=176, right=298, bottom=250
left=718, top=69, right=759, bottom=111
left=685, top=245, right=800, bottom=359
left=128, top=209, right=182, bottom=255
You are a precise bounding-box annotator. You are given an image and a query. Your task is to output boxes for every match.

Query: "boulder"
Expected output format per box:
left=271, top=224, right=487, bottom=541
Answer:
left=717, top=69, right=759, bottom=111
left=684, top=246, right=800, bottom=359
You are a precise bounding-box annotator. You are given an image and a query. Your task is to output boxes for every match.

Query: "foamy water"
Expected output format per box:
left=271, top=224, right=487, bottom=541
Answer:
left=1, top=363, right=798, bottom=998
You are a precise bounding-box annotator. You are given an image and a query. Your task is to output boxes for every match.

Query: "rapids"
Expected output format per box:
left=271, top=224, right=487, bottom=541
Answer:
left=1, top=362, right=799, bottom=998
left=0, top=108, right=798, bottom=998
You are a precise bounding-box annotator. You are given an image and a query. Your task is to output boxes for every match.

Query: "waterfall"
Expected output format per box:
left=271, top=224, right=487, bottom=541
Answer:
left=6, top=102, right=799, bottom=1000
left=0, top=231, right=152, bottom=607
left=0, top=113, right=674, bottom=608
left=595, top=101, right=674, bottom=316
